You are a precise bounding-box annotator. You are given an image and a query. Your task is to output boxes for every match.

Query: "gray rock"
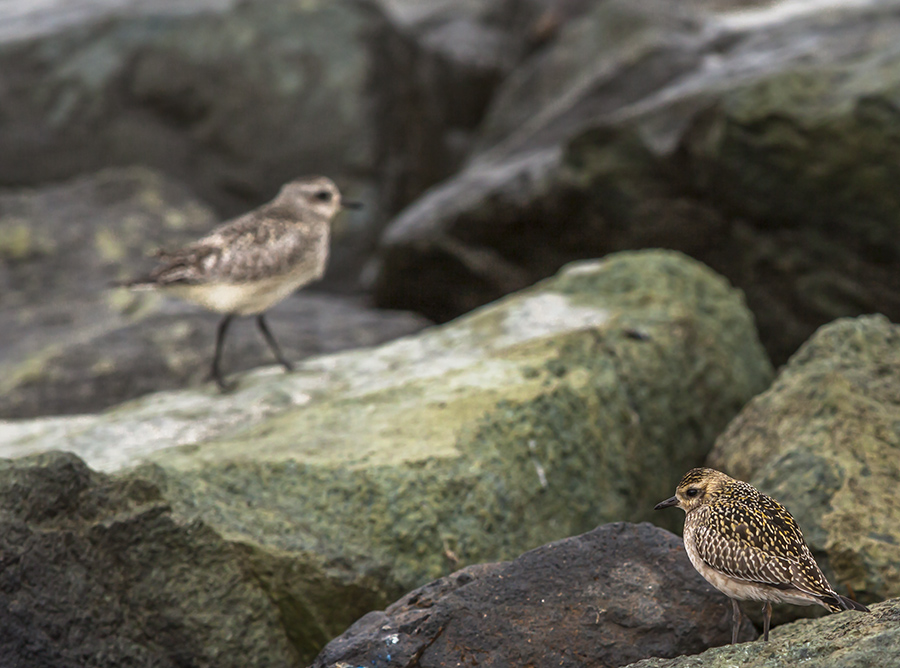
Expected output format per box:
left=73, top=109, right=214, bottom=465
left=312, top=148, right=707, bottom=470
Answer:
left=366, top=0, right=598, bottom=237
left=371, top=0, right=900, bottom=365
left=312, top=522, right=757, bottom=668
left=707, top=315, right=900, bottom=613
left=626, top=598, right=898, bottom=668
left=0, top=165, right=217, bottom=306
left=0, top=0, right=573, bottom=289
left=0, top=250, right=773, bottom=660
left=0, top=167, right=430, bottom=418
left=0, top=0, right=378, bottom=214
left=0, top=0, right=396, bottom=288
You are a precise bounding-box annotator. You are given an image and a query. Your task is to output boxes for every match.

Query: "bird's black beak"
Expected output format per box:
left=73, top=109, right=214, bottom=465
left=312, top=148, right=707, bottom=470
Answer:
left=341, top=200, right=363, bottom=210
left=654, top=496, right=679, bottom=510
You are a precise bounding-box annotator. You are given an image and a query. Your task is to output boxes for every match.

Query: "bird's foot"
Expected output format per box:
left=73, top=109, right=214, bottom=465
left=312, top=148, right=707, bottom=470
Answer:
left=211, top=371, right=237, bottom=394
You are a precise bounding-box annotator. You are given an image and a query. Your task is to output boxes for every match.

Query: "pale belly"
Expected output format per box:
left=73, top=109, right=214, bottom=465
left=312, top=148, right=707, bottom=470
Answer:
left=164, top=272, right=313, bottom=316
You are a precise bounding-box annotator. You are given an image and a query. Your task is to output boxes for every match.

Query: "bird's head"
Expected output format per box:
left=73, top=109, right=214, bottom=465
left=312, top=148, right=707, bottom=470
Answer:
left=654, top=467, right=735, bottom=514
left=274, top=176, right=360, bottom=220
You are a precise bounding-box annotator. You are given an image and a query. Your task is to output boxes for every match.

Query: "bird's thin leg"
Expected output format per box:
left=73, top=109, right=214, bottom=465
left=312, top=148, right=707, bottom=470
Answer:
left=211, top=314, right=234, bottom=391
left=256, top=314, right=293, bottom=372
left=731, top=599, right=742, bottom=644
left=762, top=601, right=772, bottom=641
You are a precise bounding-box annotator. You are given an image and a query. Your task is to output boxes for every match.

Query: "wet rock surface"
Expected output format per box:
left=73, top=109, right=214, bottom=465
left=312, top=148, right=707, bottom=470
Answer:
left=312, top=522, right=756, bottom=668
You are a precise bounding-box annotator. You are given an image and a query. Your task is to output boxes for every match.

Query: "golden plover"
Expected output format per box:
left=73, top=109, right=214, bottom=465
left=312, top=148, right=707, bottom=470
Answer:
left=655, top=467, right=869, bottom=643
left=124, top=176, right=359, bottom=391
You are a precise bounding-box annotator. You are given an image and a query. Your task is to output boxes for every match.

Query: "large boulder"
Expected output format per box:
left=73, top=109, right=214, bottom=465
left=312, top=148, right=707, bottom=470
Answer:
left=371, top=0, right=900, bottom=365
left=707, top=315, right=900, bottom=610
left=0, top=250, right=773, bottom=659
left=0, top=168, right=429, bottom=418
left=312, top=522, right=756, bottom=667
left=627, top=597, right=899, bottom=668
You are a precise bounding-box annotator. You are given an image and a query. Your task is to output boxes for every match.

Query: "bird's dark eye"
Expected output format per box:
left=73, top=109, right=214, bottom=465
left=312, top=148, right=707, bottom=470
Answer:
left=314, top=190, right=332, bottom=202
left=685, top=488, right=700, bottom=498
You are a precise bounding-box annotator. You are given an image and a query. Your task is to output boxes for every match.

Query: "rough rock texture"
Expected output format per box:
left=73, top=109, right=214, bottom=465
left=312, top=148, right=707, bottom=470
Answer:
left=0, top=451, right=303, bottom=668
left=707, top=315, right=900, bottom=613
left=0, top=168, right=430, bottom=418
left=312, top=522, right=757, bottom=668
left=374, top=0, right=527, bottom=212
left=371, top=0, right=900, bottom=365
left=627, top=598, right=899, bottom=668
left=0, top=250, right=773, bottom=658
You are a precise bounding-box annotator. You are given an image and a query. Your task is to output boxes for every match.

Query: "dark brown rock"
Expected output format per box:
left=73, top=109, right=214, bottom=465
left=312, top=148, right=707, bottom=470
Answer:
left=311, top=522, right=756, bottom=668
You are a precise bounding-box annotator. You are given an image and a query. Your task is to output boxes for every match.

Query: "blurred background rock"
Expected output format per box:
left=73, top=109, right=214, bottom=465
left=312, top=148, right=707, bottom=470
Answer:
left=3, top=0, right=899, bottom=417
left=7, top=0, right=900, bottom=416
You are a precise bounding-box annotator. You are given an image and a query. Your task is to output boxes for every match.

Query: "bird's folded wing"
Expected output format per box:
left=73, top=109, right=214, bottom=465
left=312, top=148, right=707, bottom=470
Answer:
left=695, top=498, right=835, bottom=598
left=150, top=217, right=314, bottom=284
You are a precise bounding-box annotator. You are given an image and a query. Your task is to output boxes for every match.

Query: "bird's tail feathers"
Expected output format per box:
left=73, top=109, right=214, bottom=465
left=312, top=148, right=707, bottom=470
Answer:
left=837, top=593, right=870, bottom=612
left=820, top=593, right=870, bottom=613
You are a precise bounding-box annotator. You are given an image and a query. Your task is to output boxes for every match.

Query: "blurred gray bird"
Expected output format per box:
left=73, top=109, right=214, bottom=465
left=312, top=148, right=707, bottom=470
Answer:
left=124, top=176, right=359, bottom=391
left=655, top=467, right=869, bottom=644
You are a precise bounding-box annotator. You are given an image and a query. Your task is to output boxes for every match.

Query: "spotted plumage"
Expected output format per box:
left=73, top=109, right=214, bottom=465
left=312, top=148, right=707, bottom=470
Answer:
left=123, top=176, right=359, bottom=391
left=655, top=467, right=869, bottom=643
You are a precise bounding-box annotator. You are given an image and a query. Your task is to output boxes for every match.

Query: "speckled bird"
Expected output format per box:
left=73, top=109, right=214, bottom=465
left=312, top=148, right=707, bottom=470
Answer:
left=124, top=176, right=359, bottom=391
left=655, top=467, right=869, bottom=643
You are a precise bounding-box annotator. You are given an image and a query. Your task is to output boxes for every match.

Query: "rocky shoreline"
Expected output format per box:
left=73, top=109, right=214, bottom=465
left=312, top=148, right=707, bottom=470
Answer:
left=1, top=0, right=899, bottom=666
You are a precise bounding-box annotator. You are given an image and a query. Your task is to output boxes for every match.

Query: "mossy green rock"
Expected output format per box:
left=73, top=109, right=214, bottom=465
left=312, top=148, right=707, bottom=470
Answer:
left=0, top=451, right=302, bottom=667
left=708, top=315, right=900, bottom=607
left=0, top=250, right=772, bottom=660
left=626, top=598, right=899, bottom=668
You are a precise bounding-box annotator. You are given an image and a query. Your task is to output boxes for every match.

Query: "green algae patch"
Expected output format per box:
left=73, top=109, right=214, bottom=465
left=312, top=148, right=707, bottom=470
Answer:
left=0, top=219, right=37, bottom=261
left=710, top=315, right=900, bottom=606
